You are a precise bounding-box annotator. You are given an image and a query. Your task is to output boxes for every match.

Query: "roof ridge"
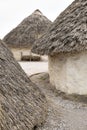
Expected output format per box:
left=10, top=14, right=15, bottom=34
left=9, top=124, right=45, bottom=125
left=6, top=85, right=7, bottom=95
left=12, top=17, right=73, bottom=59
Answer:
left=32, top=9, right=43, bottom=15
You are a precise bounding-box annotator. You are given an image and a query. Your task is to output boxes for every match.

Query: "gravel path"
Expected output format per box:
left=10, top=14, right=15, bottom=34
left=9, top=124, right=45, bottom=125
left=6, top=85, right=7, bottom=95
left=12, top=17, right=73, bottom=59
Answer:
left=30, top=73, right=87, bottom=130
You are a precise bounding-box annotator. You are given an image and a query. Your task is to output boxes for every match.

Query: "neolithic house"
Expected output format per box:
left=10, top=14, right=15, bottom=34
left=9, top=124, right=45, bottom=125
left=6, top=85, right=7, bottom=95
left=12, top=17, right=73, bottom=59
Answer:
left=0, top=40, right=47, bottom=129
left=32, top=0, right=87, bottom=95
left=3, top=9, right=52, bottom=61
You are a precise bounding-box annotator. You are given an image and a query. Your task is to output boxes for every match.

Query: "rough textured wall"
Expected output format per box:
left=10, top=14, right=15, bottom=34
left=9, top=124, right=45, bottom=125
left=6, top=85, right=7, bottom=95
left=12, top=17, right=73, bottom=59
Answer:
left=11, top=48, right=47, bottom=61
left=41, top=55, right=48, bottom=61
left=0, top=40, right=47, bottom=130
left=11, top=48, right=40, bottom=61
left=11, top=48, right=31, bottom=61
left=48, top=51, right=87, bottom=95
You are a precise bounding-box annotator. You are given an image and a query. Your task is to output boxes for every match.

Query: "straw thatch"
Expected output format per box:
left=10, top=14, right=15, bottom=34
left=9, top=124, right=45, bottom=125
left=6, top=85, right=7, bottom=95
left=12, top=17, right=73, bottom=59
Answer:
left=32, top=0, right=87, bottom=55
left=0, top=40, right=47, bottom=130
left=3, top=9, right=52, bottom=48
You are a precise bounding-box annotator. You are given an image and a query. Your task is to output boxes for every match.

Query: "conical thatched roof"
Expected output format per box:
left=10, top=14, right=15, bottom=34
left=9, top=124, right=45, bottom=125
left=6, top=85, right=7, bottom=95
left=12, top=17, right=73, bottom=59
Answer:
left=32, top=0, right=87, bottom=55
left=3, top=9, right=52, bottom=48
left=0, top=40, right=47, bottom=129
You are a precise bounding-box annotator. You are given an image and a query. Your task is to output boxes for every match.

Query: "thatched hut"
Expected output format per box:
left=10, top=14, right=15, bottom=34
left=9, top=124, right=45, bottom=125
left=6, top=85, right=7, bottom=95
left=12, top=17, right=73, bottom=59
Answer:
left=0, top=40, right=47, bottom=129
left=3, top=9, right=52, bottom=61
left=32, top=0, right=87, bottom=95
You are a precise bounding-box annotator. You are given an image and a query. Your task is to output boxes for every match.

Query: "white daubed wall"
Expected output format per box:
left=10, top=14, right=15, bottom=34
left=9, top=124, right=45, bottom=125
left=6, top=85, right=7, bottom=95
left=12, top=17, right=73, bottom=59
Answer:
left=48, top=51, right=87, bottom=95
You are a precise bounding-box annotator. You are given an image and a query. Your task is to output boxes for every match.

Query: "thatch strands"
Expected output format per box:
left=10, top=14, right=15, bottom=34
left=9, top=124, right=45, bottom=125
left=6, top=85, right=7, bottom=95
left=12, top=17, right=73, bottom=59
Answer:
left=32, top=0, right=87, bottom=55
left=3, top=9, right=52, bottom=48
left=0, top=40, right=47, bottom=130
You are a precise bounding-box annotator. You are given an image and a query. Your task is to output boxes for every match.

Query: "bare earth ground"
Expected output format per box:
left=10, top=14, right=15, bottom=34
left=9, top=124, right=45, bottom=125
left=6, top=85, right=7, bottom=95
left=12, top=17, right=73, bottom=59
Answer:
left=19, top=61, right=48, bottom=76
left=30, top=73, right=87, bottom=130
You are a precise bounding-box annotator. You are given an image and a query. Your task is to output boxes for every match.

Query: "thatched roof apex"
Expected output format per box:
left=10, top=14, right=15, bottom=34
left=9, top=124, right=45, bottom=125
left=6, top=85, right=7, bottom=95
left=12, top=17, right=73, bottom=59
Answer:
left=0, top=40, right=47, bottom=129
left=3, top=9, right=52, bottom=48
left=32, top=9, right=43, bottom=15
left=32, top=0, right=87, bottom=55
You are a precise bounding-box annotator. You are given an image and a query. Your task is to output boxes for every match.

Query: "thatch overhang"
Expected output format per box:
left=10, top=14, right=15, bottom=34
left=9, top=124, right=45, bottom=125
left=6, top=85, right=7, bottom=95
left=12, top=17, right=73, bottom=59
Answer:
left=3, top=9, right=52, bottom=48
left=0, top=40, right=47, bottom=129
left=32, top=0, right=87, bottom=55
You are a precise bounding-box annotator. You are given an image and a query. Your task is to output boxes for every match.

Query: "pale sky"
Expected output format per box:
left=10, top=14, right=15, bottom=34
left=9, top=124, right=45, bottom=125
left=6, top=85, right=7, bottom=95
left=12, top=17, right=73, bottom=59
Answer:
left=0, top=0, right=74, bottom=39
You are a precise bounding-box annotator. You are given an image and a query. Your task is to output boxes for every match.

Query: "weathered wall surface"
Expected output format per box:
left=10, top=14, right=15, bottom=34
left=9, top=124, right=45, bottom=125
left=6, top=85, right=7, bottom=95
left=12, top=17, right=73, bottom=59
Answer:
left=11, top=48, right=40, bottom=61
left=11, top=48, right=31, bottom=61
left=41, top=55, right=48, bottom=61
left=48, top=51, right=87, bottom=95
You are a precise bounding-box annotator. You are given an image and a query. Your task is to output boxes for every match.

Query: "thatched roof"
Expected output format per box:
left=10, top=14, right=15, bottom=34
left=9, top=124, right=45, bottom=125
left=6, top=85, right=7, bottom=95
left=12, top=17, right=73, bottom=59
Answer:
left=0, top=40, right=47, bottom=129
left=32, top=0, right=87, bottom=55
left=3, top=9, right=52, bottom=48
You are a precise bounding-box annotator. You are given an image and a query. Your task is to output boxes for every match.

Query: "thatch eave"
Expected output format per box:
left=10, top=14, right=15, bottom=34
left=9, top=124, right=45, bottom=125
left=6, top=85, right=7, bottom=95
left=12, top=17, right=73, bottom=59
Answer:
left=32, top=0, right=87, bottom=55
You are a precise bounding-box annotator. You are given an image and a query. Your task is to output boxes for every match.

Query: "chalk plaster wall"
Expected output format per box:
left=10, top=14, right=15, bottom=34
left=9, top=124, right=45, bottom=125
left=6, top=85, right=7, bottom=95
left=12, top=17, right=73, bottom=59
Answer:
left=11, top=48, right=47, bottom=61
left=11, top=48, right=31, bottom=61
left=48, top=51, right=87, bottom=95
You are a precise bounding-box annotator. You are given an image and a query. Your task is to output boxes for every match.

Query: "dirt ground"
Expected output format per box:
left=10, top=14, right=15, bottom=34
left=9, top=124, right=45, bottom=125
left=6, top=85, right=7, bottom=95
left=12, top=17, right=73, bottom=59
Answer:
left=19, top=61, right=48, bottom=76
left=30, top=73, right=87, bottom=130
